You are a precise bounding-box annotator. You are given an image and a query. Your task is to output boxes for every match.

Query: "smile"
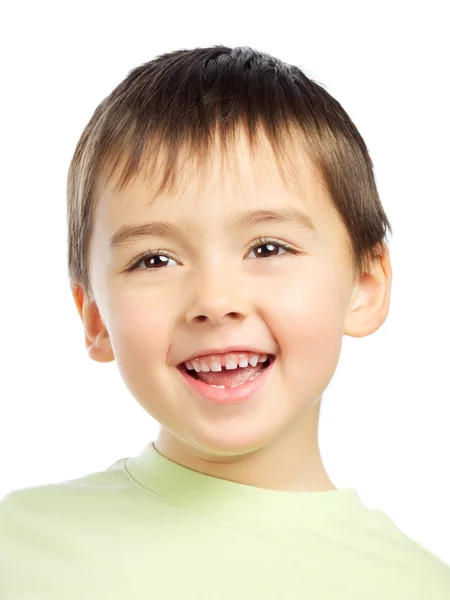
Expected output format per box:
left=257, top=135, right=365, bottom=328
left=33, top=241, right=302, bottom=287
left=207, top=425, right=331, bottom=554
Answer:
left=177, top=355, right=275, bottom=405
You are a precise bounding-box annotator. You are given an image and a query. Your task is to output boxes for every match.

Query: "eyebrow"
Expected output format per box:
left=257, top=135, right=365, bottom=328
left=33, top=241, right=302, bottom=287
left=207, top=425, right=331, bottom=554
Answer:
left=109, top=208, right=317, bottom=251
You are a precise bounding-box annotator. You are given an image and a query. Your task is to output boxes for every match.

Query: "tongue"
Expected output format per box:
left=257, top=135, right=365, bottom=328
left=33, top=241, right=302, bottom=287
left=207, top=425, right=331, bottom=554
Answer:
left=196, top=363, right=264, bottom=387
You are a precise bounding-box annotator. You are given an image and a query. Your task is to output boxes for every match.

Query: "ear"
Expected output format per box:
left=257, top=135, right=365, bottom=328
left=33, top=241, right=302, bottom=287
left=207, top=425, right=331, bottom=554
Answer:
left=72, top=284, right=114, bottom=363
left=344, top=243, right=393, bottom=338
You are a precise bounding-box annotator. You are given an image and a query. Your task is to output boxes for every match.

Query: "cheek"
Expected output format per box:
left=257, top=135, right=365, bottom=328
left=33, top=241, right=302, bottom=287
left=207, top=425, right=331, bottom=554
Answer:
left=106, top=291, right=174, bottom=373
left=268, top=268, right=347, bottom=385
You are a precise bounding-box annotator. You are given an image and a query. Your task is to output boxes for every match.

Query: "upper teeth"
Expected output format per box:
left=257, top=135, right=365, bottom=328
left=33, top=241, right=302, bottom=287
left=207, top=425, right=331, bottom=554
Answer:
left=185, top=352, right=269, bottom=373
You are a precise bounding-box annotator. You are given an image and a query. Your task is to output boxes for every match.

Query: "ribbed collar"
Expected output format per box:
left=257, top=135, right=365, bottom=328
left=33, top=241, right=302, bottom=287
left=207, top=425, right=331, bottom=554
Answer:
left=124, top=441, right=368, bottom=528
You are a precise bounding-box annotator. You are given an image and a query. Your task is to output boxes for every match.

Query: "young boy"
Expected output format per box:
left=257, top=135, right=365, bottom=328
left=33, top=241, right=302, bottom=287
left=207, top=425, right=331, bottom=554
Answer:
left=1, top=45, right=449, bottom=598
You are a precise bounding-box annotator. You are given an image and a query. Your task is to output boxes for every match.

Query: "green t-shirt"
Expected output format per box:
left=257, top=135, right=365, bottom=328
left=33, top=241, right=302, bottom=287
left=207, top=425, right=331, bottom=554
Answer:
left=1, top=440, right=449, bottom=599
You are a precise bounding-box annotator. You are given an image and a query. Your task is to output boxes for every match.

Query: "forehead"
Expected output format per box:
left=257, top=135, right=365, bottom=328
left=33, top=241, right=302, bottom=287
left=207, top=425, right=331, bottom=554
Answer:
left=93, top=127, right=345, bottom=241
left=91, top=132, right=354, bottom=279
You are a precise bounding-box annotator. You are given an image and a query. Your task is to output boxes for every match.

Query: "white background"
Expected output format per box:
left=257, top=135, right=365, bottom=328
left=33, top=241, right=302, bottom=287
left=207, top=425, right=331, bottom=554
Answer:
left=1, top=0, right=449, bottom=564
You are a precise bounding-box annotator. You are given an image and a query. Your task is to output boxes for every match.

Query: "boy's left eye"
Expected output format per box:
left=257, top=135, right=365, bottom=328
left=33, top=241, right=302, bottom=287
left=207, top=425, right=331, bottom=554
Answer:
left=126, top=238, right=299, bottom=273
left=248, top=241, right=291, bottom=259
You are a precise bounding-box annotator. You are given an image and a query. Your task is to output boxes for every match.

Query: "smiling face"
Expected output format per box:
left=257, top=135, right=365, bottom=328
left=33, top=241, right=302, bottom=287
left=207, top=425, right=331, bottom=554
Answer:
left=75, top=126, right=390, bottom=491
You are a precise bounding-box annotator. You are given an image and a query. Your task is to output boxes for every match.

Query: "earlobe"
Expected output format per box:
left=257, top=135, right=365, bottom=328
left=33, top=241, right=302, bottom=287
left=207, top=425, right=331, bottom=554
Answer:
left=344, top=243, right=393, bottom=338
left=71, top=284, right=114, bottom=363
left=86, top=332, right=115, bottom=363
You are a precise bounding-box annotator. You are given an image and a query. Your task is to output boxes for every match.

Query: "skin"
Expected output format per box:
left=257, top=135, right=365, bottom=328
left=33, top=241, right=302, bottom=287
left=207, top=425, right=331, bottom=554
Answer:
left=73, top=127, right=392, bottom=492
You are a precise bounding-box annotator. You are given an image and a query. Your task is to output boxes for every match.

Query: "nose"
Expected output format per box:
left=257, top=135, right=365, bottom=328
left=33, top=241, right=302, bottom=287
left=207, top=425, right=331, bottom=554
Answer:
left=184, top=266, right=249, bottom=326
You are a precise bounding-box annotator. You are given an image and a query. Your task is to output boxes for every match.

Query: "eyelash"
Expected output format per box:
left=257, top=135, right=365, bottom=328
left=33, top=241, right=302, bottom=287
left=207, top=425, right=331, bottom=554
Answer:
left=126, top=237, right=301, bottom=273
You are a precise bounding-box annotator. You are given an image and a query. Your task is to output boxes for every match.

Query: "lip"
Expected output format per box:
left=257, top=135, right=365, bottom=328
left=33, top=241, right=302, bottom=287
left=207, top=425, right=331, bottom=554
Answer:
left=177, top=358, right=275, bottom=405
left=179, top=346, right=274, bottom=365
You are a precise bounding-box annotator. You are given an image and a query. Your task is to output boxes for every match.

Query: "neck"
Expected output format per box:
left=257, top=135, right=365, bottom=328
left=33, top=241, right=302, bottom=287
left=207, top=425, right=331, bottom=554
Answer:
left=154, top=398, right=337, bottom=493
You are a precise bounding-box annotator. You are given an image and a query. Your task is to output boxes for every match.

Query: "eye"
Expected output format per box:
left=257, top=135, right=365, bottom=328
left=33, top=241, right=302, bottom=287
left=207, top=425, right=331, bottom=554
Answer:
left=127, top=251, right=178, bottom=272
left=247, top=238, right=298, bottom=259
left=126, top=238, right=300, bottom=273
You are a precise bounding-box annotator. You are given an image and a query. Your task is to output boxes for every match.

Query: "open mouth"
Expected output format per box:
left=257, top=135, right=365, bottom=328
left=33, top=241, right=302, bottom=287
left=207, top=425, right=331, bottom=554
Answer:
left=177, top=354, right=275, bottom=402
left=181, top=355, right=274, bottom=380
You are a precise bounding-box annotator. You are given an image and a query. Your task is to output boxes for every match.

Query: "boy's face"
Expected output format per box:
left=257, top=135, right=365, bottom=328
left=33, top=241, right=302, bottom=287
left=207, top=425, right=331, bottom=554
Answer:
left=78, top=129, right=390, bottom=490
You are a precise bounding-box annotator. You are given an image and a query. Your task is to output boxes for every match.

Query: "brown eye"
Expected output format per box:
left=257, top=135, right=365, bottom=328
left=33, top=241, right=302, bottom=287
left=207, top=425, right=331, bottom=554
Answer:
left=143, top=255, right=170, bottom=268
left=252, top=243, right=281, bottom=257
left=128, top=252, right=177, bottom=272
left=248, top=241, right=291, bottom=259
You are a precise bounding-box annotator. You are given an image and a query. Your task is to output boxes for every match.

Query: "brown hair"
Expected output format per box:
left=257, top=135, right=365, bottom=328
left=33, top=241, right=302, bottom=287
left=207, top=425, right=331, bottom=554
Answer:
left=67, top=45, right=392, bottom=299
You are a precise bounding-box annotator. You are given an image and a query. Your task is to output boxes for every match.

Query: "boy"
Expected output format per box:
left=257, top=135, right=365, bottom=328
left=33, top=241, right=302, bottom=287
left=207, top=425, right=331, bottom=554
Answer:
left=1, top=45, right=449, bottom=598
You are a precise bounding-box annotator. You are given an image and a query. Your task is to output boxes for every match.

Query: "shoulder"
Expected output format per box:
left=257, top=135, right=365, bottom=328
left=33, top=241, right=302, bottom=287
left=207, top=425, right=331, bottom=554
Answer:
left=357, top=507, right=450, bottom=595
left=0, top=457, right=133, bottom=526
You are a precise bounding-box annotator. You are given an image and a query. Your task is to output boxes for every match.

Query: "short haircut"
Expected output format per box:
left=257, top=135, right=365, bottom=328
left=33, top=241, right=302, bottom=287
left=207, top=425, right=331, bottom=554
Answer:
left=67, top=45, right=392, bottom=298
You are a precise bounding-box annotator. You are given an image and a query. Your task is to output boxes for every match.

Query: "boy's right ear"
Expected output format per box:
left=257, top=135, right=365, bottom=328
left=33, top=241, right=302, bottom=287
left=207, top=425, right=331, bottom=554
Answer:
left=71, top=284, right=114, bottom=363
